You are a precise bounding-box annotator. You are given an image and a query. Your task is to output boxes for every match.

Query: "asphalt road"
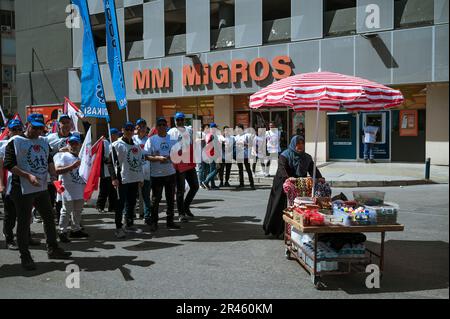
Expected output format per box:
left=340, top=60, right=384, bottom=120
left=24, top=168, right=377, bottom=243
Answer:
left=0, top=184, right=448, bottom=299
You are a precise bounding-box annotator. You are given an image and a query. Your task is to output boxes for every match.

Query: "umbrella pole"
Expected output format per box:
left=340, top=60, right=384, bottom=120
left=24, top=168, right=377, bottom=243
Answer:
left=311, top=101, right=320, bottom=197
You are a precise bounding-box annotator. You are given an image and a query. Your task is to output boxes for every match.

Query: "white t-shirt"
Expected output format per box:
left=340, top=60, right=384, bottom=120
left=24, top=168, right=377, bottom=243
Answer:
left=112, top=138, right=144, bottom=184
left=102, top=140, right=111, bottom=178
left=234, top=133, right=250, bottom=160
left=266, top=130, right=281, bottom=154
left=364, top=126, right=378, bottom=144
left=54, top=152, right=85, bottom=201
left=145, top=135, right=176, bottom=177
left=132, top=134, right=151, bottom=180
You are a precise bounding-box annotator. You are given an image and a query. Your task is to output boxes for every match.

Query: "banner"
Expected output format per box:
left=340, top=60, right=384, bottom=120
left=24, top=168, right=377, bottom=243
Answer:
left=84, top=136, right=104, bottom=201
left=103, top=0, right=128, bottom=111
left=72, top=0, right=110, bottom=121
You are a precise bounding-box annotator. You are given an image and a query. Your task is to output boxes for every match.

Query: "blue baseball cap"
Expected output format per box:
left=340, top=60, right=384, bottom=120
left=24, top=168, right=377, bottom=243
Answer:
left=209, top=122, right=217, bottom=128
left=175, top=112, right=185, bottom=120
left=110, top=128, right=119, bottom=135
left=136, top=118, right=147, bottom=126
left=68, top=135, right=81, bottom=144
left=59, top=114, right=71, bottom=122
left=7, top=119, right=23, bottom=129
left=27, top=113, right=45, bottom=127
left=123, top=121, right=135, bottom=129
left=156, top=117, right=167, bottom=125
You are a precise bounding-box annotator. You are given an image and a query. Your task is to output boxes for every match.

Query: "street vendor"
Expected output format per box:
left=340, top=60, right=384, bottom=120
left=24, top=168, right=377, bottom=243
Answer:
left=263, top=135, right=324, bottom=238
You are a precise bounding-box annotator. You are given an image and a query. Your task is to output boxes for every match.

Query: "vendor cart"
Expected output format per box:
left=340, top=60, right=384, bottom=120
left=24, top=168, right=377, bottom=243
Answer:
left=283, top=214, right=404, bottom=289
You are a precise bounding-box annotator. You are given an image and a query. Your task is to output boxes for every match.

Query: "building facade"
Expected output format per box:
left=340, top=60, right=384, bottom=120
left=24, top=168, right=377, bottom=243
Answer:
left=1, top=0, right=16, bottom=118
left=15, top=0, right=449, bottom=164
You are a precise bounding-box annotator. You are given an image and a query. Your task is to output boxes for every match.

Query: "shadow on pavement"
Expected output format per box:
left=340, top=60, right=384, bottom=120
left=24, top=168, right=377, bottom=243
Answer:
left=317, top=240, right=449, bottom=294
left=0, top=255, right=154, bottom=280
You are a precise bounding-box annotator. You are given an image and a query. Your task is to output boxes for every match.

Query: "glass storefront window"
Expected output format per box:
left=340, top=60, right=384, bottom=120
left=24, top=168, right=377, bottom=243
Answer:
left=394, top=0, right=434, bottom=29
left=335, top=120, right=352, bottom=140
left=324, top=0, right=357, bottom=37
left=156, top=97, right=214, bottom=127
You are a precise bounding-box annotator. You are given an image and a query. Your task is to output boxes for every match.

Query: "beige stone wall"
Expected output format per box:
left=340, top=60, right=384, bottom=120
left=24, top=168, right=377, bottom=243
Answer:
left=139, top=99, right=157, bottom=128
left=426, top=83, right=449, bottom=166
left=213, top=95, right=233, bottom=128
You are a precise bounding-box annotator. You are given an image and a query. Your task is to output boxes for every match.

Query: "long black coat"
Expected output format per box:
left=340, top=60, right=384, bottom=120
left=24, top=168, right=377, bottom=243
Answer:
left=262, top=154, right=322, bottom=237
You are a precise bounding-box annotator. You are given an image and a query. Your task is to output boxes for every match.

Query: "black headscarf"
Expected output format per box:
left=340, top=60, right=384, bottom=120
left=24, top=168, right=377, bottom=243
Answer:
left=281, top=135, right=312, bottom=177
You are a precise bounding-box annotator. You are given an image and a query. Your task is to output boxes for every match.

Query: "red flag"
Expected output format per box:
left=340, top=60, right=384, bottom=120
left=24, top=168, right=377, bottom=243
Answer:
left=12, top=113, right=22, bottom=122
left=0, top=128, right=9, bottom=141
left=83, top=136, right=104, bottom=201
left=64, top=97, right=84, bottom=132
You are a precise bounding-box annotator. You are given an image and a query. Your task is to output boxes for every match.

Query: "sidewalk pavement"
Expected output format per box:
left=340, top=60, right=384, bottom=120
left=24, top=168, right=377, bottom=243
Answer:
left=82, top=161, right=448, bottom=208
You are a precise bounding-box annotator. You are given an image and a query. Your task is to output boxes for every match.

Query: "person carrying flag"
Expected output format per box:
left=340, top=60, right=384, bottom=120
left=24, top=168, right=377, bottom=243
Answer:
left=108, top=121, right=144, bottom=239
left=3, top=113, right=72, bottom=270
left=54, top=135, right=88, bottom=243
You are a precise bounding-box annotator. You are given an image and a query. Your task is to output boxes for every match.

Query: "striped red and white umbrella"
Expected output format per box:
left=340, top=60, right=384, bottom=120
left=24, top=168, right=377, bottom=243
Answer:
left=250, top=71, right=404, bottom=111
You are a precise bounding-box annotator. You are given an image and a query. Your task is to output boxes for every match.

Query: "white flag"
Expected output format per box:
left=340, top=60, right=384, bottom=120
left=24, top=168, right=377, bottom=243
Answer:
left=64, top=97, right=84, bottom=132
left=0, top=104, right=8, bottom=126
left=79, top=127, right=92, bottom=183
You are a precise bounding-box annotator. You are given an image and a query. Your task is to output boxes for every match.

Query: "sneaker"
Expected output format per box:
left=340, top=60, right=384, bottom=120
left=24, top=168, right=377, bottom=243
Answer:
left=21, top=255, right=36, bottom=271
left=114, top=228, right=126, bottom=239
left=250, top=185, right=256, bottom=190
left=28, top=238, right=41, bottom=246
left=185, top=209, right=195, bottom=218
left=5, top=241, right=19, bottom=250
left=47, top=247, right=72, bottom=259
left=70, top=230, right=89, bottom=238
left=58, top=233, right=71, bottom=243
left=369, top=159, right=377, bottom=163
left=224, top=182, right=231, bottom=187
left=149, top=223, right=158, bottom=233
left=166, top=222, right=181, bottom=230
left=201, top=182, right=211, bottom=190
left=178, top=215, right=189, bottom=223
left=199, top=182, right=206, bottom=189
left=97, top=208, right=105, bottom=213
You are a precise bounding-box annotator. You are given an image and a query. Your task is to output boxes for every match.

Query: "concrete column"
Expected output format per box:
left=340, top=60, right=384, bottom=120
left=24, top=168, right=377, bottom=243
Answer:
left=426, top=83, right=449, bottom=165
left=305, top=110, right=327, bottom=163
left=140, top=99, right=157, bottom=128
left=213, top=95, right=233, bottom=128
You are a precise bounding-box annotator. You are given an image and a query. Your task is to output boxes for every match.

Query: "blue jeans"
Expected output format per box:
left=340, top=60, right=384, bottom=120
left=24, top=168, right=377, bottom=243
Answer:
left=198, top=162, right=209, bottom=183
left=204, top=162, right=218, bottom=187
left=364, top=143, right=374, bottom=160
left=141, top=180, right=152, bottom=222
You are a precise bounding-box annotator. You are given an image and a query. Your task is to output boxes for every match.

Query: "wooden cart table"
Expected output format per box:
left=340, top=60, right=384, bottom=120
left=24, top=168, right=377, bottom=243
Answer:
left=283, top=214, right=404, bottom=289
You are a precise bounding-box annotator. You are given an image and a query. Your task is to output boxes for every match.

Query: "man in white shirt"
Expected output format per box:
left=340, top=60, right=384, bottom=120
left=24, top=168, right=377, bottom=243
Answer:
left=264, top=121, right=281, bottom=177
left=168, top=112, right=199, bottom=222
left=133, top=118, right=152, bottom=224
left=145, top=117, right=180, bottom=232
left=363, top=120, right=379, bottom=163
left=108, top=121, right=144, bottom=239
left=234, top=124, right=255, bottom=190
left=54, top=135, right=88, bottom=243
left=3, top=113, right=72, bottom=270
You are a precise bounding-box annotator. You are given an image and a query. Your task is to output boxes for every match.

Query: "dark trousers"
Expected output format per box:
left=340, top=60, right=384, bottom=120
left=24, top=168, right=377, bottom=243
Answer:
left=176, top=168, right=199, bottom=216
left=151, top=174, right=176, bottom=224
left=48, top=183, right=62, bottom=221
left=2, top=193, right=16, bottom=243
left=97, top=176, right=117, bottom=211
left=237, top=159, right=254, bottom=186
left=10, top=186, right=58, bottom=258
left=115, top=182, right=139, bottom=229
left=218, top=163, right=232, bottom=184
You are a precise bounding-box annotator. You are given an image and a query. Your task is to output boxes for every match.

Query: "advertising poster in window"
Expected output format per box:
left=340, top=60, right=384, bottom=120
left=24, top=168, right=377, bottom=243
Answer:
left=399, top=110, right=418, bottom=136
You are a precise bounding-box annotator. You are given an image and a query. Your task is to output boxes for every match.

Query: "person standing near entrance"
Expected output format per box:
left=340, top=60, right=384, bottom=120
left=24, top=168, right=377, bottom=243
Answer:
left=234, top=124, right=255, bottom=190
left=264, top=121, right=282, bottom=177
left=108, top=121, right=144, bottom=239
left=133, top=118, right=152, bottom=224
left=218, top=126, right=234, bottom=187
left=363, top=120, right=379, bottom=163
left=145, top=117, right=180, bottom=232
left=3, top=113, right=72, bottom=270
left=96, top=128, right=119, bottom=213
left=201, top=122, right=220, bottom=190
left=168, top=112, right=199, bottom=222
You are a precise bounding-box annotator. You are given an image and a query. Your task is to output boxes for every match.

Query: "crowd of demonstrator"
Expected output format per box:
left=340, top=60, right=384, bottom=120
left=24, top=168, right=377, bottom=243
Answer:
left=0, top=111, right=284, bottom=271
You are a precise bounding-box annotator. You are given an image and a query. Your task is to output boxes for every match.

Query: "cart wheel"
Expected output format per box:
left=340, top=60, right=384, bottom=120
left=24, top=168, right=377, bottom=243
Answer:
left=285, top=247, right=292, bottom=260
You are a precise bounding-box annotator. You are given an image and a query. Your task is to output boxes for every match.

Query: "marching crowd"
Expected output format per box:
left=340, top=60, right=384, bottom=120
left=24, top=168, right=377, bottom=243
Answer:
left=0, top=111, right=283, bottom=271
